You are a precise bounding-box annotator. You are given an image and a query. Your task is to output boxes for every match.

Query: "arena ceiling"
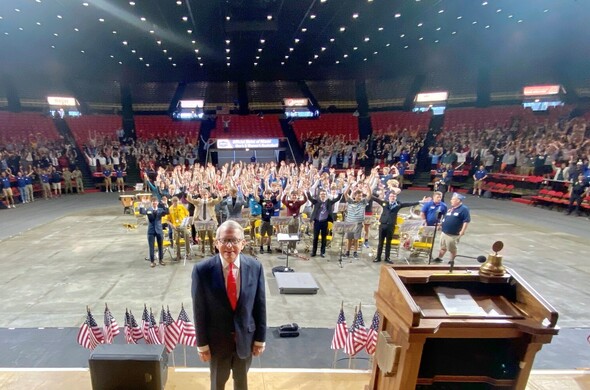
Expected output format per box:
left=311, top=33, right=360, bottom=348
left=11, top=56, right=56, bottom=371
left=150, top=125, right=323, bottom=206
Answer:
left=0, top=0, right=588, bottom=83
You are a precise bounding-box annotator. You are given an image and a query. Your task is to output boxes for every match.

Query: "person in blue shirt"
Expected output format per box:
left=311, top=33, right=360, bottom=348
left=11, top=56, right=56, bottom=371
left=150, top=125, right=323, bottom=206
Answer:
left=103, top=165, right=113, bottom=193
left=115, top=165, right=125, bottom=193
left=24, top=168, right=35, bottom=203
left=40, top=169, right=51, bottom=200
left=1, top=171, right=16, bottom=208
left=420, top=191, right=448, bottom=226
left=472, top=165, right=488, bottom=197
left=16, top=171, right=27, bottom=204
left=433, top=193, right=471, bottom=266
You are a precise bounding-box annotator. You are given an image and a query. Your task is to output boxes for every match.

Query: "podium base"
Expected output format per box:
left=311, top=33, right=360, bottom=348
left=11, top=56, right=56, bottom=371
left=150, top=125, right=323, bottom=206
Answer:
left=272, top=266, right=295, bottom=275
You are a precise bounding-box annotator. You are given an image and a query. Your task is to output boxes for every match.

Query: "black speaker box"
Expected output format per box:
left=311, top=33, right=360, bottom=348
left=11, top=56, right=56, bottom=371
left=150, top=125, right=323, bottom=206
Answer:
left=89, top=344, right=168, bottom=390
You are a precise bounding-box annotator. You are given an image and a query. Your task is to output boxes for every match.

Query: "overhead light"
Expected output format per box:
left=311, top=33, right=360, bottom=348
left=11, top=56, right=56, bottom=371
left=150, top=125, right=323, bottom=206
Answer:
left=122, top=41, right=128, bottom=45
left=294, top=38, right=300, bottom=43
left=310, top=14, right=316, bottom=19
left=225, top=39, right=230, bottom=44
left=386, top=43, right=390, bottom=46
left=226, top=16, right=231, bottom=21
left=321, top=47, right=326, bottom=51
left=289, top=47, right=294, bottom=52
left=225, top=48, right=230, bottom=53
left=363, top=58, right=367, bottom=61
left=364, top=37, right=370, bottom=42
left=404, top=45, right=409, bottom=49
left=74, top=28, right=79, bottom=31
left=339, top=26, right=346, bottom=32
left=285, top=55, right=289, bottom=59
left=482, top=1, right=488, bottom=5
left=192, top=40, right=196, bottom=44
left=472, top=21, right=477, bottom=24
left=140, top=17, right=146, bottom=21
left=187, top=29, right=192, bottom=33
left=281, top=62, right=285, bottom=65
left=182, top=16, right=188, bottom=22
left=254, top=62, right=258, bottom=66
left=518, top=19, right=523, bottom=23
left=419, top=37, right=423, bottom=40
left=394, top=13, right=401, bottom=18
left=177, top=1, right=182, bottom=5
left=308, top=61, right=312, bottom=65
left=352, top=13, right=359, bottom=19
left=260, top=39, right=265, bottom=44
left=257, top=48, right=262, bottom=52
left=54, top=33, right=59, bottom=36
left=173, top=63, right=177, bottom=67
left=139, top=57, right=143, bottom=60
left=36, top=22, right=41, bottom=26
left=330, top=38, right=335, bottom=42
left=195, top=49, right=199, bottom=53
left=438, top=9, right=444, bottom=14
left=163, top=49, right=167, bottom=53
left=343, top=54, right=348, bottom=58
left=378, top=27, right=384, bottom=31
left=314, top=54, right=319, bottom=59
left=457, top=16, right=462, bottom=20
left=131, top=49, right=136, bottom=53
left=497, top=9, right=502, bottom=13
left=200, top=63, right=204, bottom=66
left=335, top=60, right=340, bottom=64
left=255, top=56, right=260, bottom=59
left=226, top=56, right=230, bottom=60
left=400, top=34, right=405, bottom=38
left=485, top=25, right=490, bottom=29
left=373, top=51, right=378, bottom=54
left=99, top=18, right=105, bottom=22
left=353, top=47, right=358, bottom=50
left=83, top=1, right=89, bottom=5
left=112, top=31, right=117, bottom=34
left=226, top=63, right=230, bottom=67
left=434, top=40, right=439, bottom=43
left=157, top=40, right=162, bottom=45
left=146, top=64, right=150, bottom=67
left=417, top=22, right=423, bottom=27
left=129, top=1, right=135, bottom=5
left=168, top=57, right=172, bottom=60
left=452, top=31, right=457, bottom=35
left=302, top=28, right=307, bottom=32
left=321, top=0, right=327, bottom=2
left=150, top=30, right=155, bottom=34
left=267, top=15, right=272, bottom=20
left=436, top=27, right=441, bottom=31
left=57, top=15, right=63, bottom=19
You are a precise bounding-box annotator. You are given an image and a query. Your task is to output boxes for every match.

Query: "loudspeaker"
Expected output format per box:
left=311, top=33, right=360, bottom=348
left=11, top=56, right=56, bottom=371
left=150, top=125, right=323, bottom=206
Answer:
left=89, top=344, right=168, bottom=390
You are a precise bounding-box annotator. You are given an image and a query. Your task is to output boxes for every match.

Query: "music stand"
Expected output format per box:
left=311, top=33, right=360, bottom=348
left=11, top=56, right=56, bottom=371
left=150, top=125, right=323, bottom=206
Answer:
left=193, top=220, right=217, bottom=256
left=270, top=216, right=294, bottom=257
left=332, top=222, right=358, bottom=268
left=273, top=233, right=300, bottom=274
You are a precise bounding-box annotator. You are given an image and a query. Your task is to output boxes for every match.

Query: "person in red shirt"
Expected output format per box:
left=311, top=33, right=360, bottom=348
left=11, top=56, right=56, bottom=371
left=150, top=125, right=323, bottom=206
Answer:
left=281, top=185, right=308, bottom=254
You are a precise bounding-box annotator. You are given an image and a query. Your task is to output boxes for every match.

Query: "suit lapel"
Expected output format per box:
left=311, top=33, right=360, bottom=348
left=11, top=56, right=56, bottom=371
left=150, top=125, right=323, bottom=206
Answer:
left=238, top=255, right=250, bottom=307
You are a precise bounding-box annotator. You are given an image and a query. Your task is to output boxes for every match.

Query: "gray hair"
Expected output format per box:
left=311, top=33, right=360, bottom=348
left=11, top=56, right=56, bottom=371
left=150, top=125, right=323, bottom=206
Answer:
left=216, top=220, right=245, bottom=240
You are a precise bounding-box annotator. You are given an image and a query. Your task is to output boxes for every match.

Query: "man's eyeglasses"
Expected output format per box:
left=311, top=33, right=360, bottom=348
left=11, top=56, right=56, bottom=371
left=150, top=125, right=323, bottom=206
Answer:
left=217, top=238, right=243, bottom=246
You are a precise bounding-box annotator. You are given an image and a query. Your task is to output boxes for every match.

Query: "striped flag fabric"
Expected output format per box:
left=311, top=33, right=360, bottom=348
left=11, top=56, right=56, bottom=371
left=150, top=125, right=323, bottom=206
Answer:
left=159, top=307, right=166, bottom=343
left=77, top=309, right=102, bottom=350
left=141, top=305, right=150, bottom=342
left=344, top=307, right=367, bottom=356
left=177, top=305, right=197, bottom=347
left=365, top=311, right=380, bottom=355
left=163, top=306, right=181, bottom=353
left=129, top=310, right=144, bottom=343
left=330, top=307, right=348, bottom=350
left=124, top=309, right=136, bottom=344
left=352, top=307, right=368, bottom=354
left=103, top=304, right=120, bottom=344
left=147, top=308, right=162, bottom=345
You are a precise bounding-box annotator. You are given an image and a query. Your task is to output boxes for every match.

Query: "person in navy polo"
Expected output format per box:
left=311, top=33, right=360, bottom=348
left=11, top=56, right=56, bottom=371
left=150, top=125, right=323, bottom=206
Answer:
left=433, top=192, right=470, bottom=266
left=472, top=165, right=488, bottom=197
left=420, top=191, right=448, bottom=227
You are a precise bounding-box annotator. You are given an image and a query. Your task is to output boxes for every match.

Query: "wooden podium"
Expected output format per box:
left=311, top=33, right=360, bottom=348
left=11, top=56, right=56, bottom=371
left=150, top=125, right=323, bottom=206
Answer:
left=369, top=265, right=559, bottom=390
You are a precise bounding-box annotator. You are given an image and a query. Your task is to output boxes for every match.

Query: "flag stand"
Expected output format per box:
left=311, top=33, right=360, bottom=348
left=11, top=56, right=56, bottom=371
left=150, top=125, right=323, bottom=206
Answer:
left=183, top=345, right=187, bottom=367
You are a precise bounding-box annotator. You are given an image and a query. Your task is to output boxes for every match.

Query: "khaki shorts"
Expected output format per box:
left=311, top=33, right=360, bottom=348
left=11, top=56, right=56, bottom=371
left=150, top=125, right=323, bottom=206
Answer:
left=2, top=188, right=13, bottom=197
left=440, top=232, right=460, bottom=253
left=346, top=222, right=363, bottom=240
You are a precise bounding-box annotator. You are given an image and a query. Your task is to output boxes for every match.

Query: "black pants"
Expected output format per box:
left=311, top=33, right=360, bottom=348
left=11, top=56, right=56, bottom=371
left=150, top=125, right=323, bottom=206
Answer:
left=568, top=195, right=583, bottom=214
left=210, top=346, right=252, bottom=390
left=147, top=232, right=163, bottom=262
left=312, top=219, right=329, bottom=256
left=376, top=223, right=394, bottom=261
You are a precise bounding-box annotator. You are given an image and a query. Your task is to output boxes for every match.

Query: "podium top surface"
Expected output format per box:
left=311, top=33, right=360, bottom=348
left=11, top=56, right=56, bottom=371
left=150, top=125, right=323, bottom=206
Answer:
left=375, top=265, right=559, bottom=334
left=90, top=344, right=165, bottom=360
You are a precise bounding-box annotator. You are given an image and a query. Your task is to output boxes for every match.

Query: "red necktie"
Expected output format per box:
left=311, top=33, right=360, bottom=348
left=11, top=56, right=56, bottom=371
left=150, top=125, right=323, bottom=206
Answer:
left=227, top=263, right=237, bottom=310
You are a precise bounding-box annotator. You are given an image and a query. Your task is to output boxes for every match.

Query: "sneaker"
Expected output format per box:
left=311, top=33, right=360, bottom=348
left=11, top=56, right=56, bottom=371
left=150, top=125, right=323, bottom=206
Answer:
left=373, top=258, right=382, bottom=263
left=266, top=248, right=272, bottom=253
left=150, top=262, right=156, bottom=268
left=343, top=252, right=349, bottom=258
left=384, top=259, right=394, bottom=264
left=320, top=253, right=325, bottom=258
left=363, top=242, right=369, bottom=249
left=353, top=252, right=358, bottom=258
left=311, top=254, right=317, bottom=257
left=159, top=261, right=166, bottom=266
left=260, top=247, right=264, bottom=254
left=433, top=257, right=443, bottom=263
left=293, top=249, right=298, bottom=254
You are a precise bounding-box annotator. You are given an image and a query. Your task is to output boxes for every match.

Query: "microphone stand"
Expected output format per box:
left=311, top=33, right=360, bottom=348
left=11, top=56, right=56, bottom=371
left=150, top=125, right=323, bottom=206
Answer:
left=427, top=211, right=444, bottom=265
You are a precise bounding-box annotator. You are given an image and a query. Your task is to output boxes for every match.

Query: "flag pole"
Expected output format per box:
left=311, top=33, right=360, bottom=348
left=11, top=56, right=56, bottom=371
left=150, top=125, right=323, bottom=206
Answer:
left=348, top=305, right=357, bottom=370
left=183, top=345, right=187, bottom=367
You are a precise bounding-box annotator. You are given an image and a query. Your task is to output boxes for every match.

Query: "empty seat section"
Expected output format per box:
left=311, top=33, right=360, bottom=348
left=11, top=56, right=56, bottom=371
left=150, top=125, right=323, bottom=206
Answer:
left=0, top=112, right=60, bottom=142
left=66, top=115, right=123, bottom=146
left=211, top=115, right=282, bottom=138
left=306, top=80, right=356, bottom=109
left=134, top=115, right=201, bottom=140
left=291, top=113, right=359, bottom=144
left=371, top=111, right=432, bottom=134
left=248, top=81, right=302, bottom=111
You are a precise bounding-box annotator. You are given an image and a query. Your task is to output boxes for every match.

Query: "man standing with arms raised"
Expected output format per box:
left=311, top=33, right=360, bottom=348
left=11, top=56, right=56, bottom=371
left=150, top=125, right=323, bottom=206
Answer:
left=192, top=220, right=267, bottom=390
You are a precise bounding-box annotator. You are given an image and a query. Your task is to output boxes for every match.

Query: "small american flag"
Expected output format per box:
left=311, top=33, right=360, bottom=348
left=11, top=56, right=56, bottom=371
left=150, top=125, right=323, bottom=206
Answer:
left=129, top=310, right=144, bottom=342
left=177, top=305, right=197, bottom=347
left=77, top=309, right=103, bottom=350
left=141, top=305, right=150, bottom=342
left=103, top=304, right=120, bottom=344
left=163, top=306, right=181, bottom=353
left=147, top=308, right=162, bottom=345
left=365, top=311, right=380, bottom=355
left=330, top=307, right=347, bottom=350
left=344, top=307, right=367, bottom=356
left=124, top=309, right=136, bottom=344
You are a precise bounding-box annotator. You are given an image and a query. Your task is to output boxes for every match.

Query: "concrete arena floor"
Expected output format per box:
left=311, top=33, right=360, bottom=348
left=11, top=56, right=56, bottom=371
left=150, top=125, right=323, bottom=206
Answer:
left=0, top=191, right=589, bottom=369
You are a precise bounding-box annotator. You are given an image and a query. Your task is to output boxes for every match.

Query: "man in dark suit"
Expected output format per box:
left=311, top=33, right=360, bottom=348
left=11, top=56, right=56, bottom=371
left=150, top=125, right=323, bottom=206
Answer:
left=307, top=188, right=343, bottom=258
left=372, top=191, right=424, bottom=264
left=140, top=196, right=169, bottom=268
left=192, top=220, right=267, bottom=390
